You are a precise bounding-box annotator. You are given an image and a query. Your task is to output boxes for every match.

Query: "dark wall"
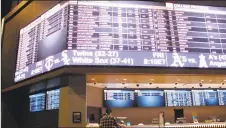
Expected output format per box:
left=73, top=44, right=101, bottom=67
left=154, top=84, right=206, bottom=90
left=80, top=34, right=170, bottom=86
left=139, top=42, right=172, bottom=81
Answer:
left=2, top=101, right=18, bottom=128
left=2, top=1, right=226, bottom=128
left=1, top=0, right=13, bottom=18
left=2, top=86, right=59, bottom=128
left=2, top=1, right=61, bottom=89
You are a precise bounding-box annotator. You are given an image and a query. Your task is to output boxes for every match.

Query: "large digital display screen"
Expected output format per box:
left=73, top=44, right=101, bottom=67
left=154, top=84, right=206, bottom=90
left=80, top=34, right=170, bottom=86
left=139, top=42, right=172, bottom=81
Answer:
left=165, top=90, right=192, bottom=106
left=135, top=90, right=165, bottom=107
left=217, top=90, right=226, bottom=105
left=104, top=90, right=135, bottom=108
left=15, top=1, right=226, bottom=82
left=104, top=89, right=224, bottom=108
left=192, top=90, right=218, bottom=106
left=46, top=89, right=60, bottom=110
left=29, top=93, right=45, bottom=112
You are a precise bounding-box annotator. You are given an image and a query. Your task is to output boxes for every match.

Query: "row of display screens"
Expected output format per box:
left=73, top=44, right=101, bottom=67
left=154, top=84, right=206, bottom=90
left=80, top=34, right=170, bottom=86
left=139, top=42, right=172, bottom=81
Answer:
left=29, top=89, right=60, bottom=112
left=103, top=89, right=226, bottom=108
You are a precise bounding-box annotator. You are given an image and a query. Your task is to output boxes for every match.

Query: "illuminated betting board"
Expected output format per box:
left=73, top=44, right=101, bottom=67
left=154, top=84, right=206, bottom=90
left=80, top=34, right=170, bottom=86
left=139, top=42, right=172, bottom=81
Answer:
left=104, top=90, right=134, bottom=108
left=217, top=90, right=226, bottom=105
left=29, top=93, right=45, bottom=112
left=104, top=89, right=225, bottom=108
left=165, top=90, right=192, bottom=106
left=46, top=89, right=60, bottom=110
left=15, top=1, right=226, bottom=82
left=135, top=90, right=165, bottom=107
left=192, top=90, right=218, bottom=106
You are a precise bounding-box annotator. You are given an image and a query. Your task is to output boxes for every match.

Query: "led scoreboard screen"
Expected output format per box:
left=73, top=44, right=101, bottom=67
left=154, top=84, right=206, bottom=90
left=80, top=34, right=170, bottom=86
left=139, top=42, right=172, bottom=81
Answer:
left=135, top=90, right=165, bottom=107
left=165, top=90, right=192, bottom=107
left=192, top=90, right=218, bottom=106
left=46, top=89, right=60, bottom=110
left=104, top=90, right=135, bottom=108
left=104, top=89, right=224, bottom=108
left=29, top=93, right=45, bottom=112
left=15, top=1, right=226, bottom=82
left=217, top=90, right=226, bottom=106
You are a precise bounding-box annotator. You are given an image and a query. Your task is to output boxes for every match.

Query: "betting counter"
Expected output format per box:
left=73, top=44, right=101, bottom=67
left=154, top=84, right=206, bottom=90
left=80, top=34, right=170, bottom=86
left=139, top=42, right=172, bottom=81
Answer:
left=86, top=122, right=226, bottom=128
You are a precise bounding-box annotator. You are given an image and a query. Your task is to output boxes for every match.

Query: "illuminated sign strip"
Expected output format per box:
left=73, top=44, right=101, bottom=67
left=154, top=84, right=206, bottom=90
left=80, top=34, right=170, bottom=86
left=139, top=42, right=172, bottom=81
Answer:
left=15, top=50, right=226, bottom=82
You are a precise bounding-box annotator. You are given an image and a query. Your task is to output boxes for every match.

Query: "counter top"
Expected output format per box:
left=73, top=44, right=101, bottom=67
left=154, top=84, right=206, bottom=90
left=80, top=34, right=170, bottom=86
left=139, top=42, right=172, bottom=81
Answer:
left=87, top=122, right=226, bottom=128
left=127, top=122, right=226, bottom=128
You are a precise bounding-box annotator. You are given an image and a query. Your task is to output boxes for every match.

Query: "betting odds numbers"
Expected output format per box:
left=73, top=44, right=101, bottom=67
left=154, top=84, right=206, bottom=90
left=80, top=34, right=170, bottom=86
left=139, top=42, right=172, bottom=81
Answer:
left=14, top=1, right=226, bottom=82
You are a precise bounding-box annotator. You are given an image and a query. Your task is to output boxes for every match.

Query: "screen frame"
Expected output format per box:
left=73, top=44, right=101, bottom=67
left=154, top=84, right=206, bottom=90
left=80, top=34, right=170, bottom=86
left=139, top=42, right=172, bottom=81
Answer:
left=103, top=88, right=135, bottom=108
left=28, top=76, right=61, bottom=112
left=217, top=89, right=226, bottom=106
left=29, top=92, right=46, bottom=112
left=191, top=89, right=220, bottom=106
left=134, top=89, right=166, bottom=107
left=103, top=88, right=226, bottom=108
left=46, top=88, right=60, bottom=111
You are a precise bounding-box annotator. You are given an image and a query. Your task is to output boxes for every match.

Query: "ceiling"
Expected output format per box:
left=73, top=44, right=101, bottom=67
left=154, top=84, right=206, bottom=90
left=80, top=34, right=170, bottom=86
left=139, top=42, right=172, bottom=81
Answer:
left=87, top=74, right=226, bottom=84
left=86, top=74, right=226, bottom=88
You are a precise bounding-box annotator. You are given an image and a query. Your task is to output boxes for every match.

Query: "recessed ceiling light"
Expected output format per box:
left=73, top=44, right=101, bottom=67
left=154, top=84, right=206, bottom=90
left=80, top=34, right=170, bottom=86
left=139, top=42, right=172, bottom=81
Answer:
left=91, top=78, right=95, bottom=81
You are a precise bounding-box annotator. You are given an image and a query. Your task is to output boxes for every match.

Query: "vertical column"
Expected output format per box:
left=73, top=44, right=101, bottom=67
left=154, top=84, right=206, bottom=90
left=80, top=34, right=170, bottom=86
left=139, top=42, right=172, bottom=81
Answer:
left=58, top=75, right=87, bottom=127
left=98, top=6, right=113, bottom=50
left=168, top=10, right=178, bottom=52
left=205, top=13, right=222, bottom=54
left=121, top=8, right=129, bottom=50
left=112, top=7, right=119, bottom=51
left=34, top=23, right=41, bottom=63
left=153, top=9, right=172, bottom=52
left=135, top=7, right=141, bottom=51
left=216, top=14, right=226, bottom=54
left=139, top=8, right=151, bottom=51
left=127, top=8, right=139, bottom=51
left=67, top=3, right=77, bottom=50
left=116, top=7, right=125, bottom=50
left=148, top=8, right=156, bottom=52
left=76, top=4, right=100, bottom=50
left=26, top=27, right=36, bottom=66
left=16, top=32, right=23, bottom=70
left=177, top=12, right=209, bottom=53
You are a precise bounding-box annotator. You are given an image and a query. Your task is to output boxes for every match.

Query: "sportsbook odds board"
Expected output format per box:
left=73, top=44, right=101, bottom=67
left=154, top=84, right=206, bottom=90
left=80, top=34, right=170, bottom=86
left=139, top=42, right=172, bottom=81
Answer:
left=15, top=1, right=226, bottom=82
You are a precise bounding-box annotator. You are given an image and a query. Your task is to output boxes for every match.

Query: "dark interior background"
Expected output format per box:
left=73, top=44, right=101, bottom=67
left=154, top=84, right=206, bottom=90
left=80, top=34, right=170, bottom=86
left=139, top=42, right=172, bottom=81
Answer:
left=1, top=0, right=13, bottom=19
left=2, top=1, right=61, bottom=90
left=2, top=1, right=226, bottom=128
left=2, top=85, right=59, bottom=128
left=3, top=0, right=226, bottom=90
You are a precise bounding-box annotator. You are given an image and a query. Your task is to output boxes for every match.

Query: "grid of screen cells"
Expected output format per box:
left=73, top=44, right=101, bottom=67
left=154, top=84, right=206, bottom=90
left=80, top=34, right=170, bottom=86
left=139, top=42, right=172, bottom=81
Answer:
left=46, top=89, right=60, bottom=110
left=29, top=93, right=45, bottom=112
left=218, top=90, right=226, bottom=105
left=104, top=90, right=134, bottom=100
